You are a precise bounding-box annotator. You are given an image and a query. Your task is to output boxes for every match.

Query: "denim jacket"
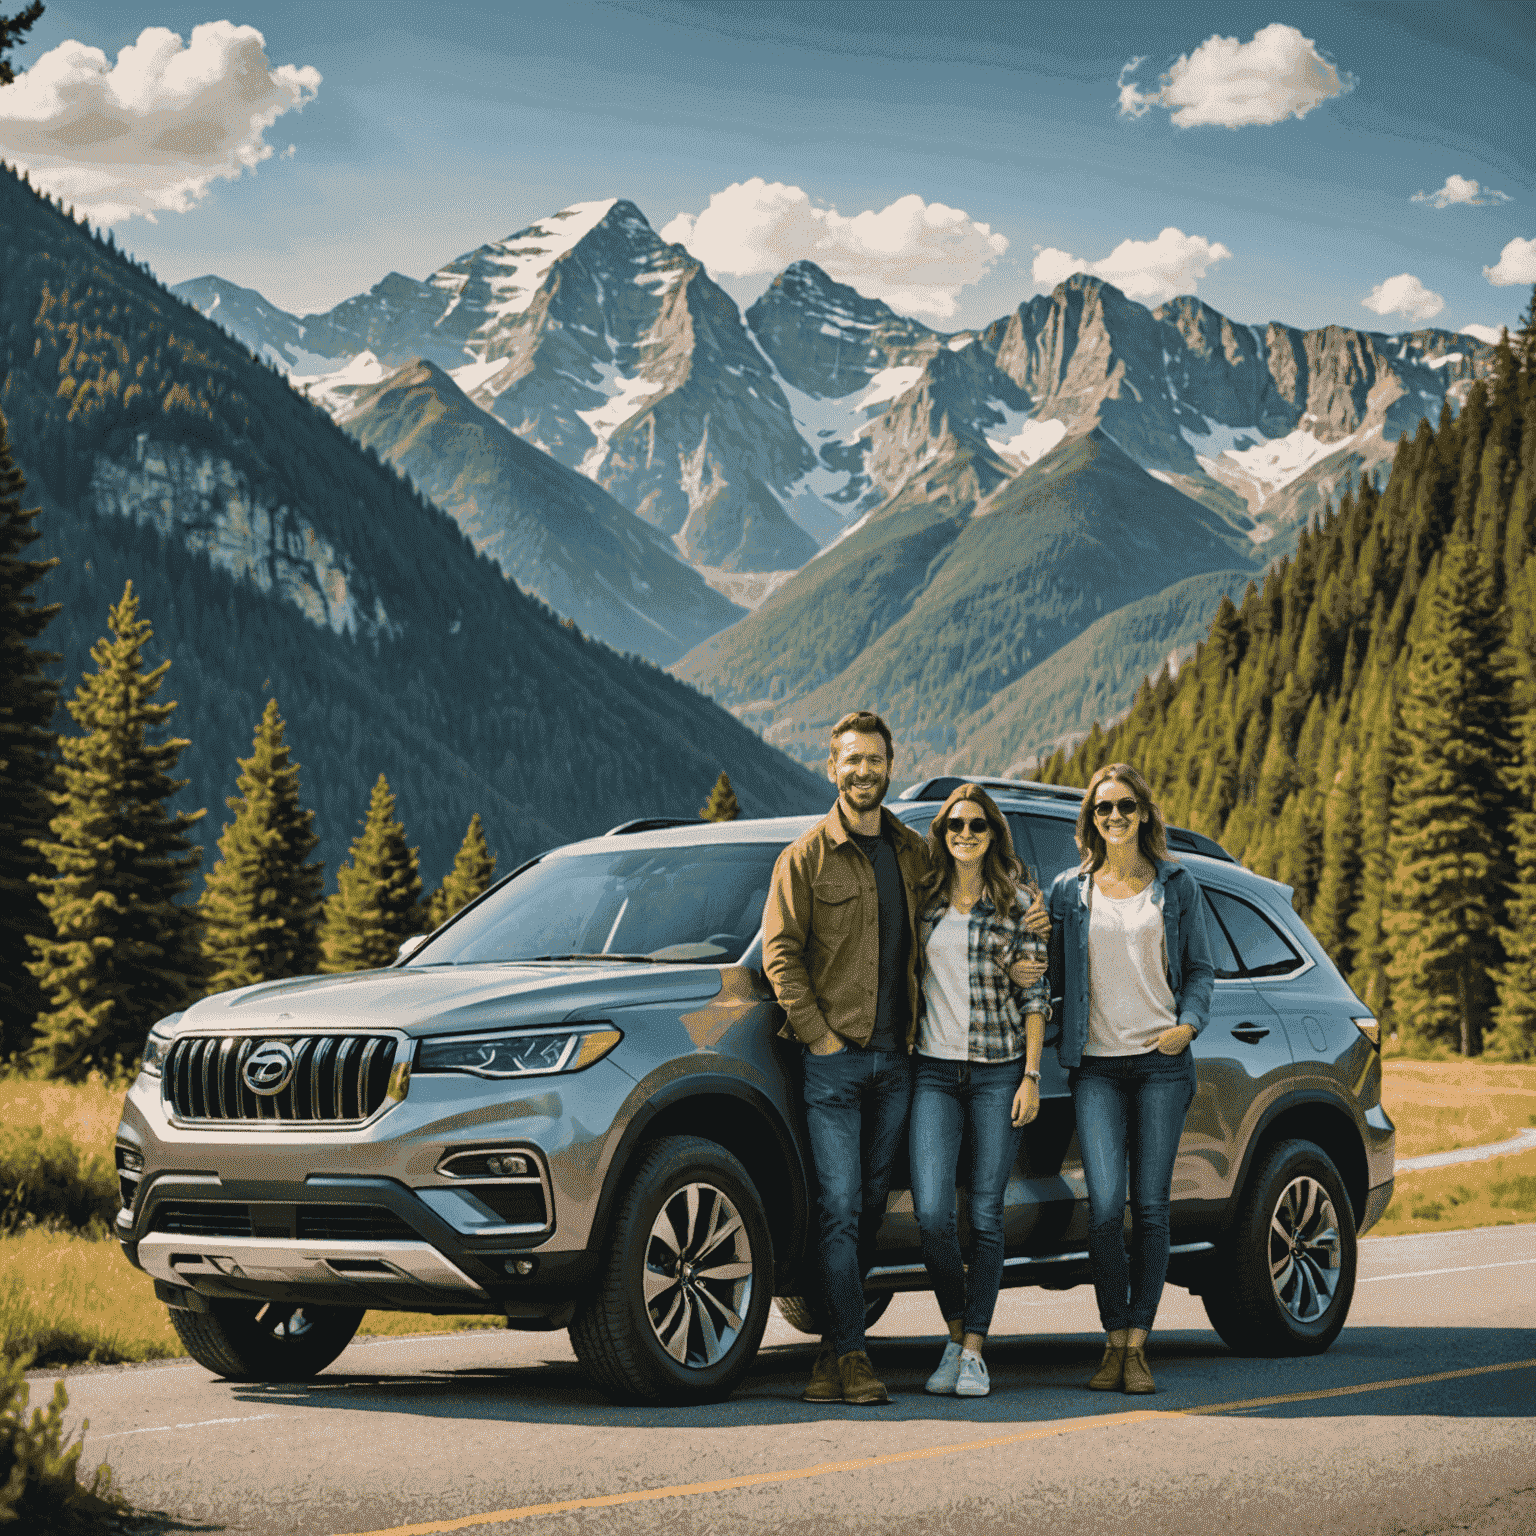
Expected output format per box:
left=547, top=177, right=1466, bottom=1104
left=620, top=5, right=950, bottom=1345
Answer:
left=1045, top=858, right=1215, bottom=1069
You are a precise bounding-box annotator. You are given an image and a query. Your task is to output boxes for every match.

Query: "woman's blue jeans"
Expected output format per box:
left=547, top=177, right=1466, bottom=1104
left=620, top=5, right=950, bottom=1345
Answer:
left=909, top=1056, right=1026, bottom=1337
left=1071, top=1048, right=1197, bottom=1333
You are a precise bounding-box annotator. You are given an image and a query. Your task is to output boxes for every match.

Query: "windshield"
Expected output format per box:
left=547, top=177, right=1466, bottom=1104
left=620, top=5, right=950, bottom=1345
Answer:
left=411, top=842, right=784, bottom=965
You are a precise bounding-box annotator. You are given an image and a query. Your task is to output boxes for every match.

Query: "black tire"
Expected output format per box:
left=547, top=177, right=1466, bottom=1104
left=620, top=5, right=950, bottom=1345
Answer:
left=772, top=1290, right=894, bottom=1336
left=168, top=1300, right=364, bottom=1380
left=1203, top=1138, right=1357, bottom=1356
left=569, top=1135, right=774, bottom=1405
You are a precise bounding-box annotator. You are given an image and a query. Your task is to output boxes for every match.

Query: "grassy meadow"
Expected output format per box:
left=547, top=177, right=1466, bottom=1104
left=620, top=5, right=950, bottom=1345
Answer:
left=3, top=1059, right=1532, bottom=1367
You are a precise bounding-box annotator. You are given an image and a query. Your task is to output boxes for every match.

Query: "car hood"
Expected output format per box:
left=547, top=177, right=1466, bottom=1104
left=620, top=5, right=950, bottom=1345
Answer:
left=175, top=963, right=728, bottom=1038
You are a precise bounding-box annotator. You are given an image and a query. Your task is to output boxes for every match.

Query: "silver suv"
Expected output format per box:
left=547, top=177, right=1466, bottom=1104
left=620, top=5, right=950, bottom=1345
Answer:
left=115, top=781, right=1395, bottom=1404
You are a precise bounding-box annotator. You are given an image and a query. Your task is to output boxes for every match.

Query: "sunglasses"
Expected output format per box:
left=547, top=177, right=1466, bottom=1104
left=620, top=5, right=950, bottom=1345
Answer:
left=945, top=815, right=992, bottom=836
left=1093, top=797, right=1141, bottom=820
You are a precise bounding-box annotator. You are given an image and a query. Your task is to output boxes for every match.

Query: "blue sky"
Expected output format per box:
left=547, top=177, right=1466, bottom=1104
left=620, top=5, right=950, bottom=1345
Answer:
left=5, top=1, right=1532, bottom=336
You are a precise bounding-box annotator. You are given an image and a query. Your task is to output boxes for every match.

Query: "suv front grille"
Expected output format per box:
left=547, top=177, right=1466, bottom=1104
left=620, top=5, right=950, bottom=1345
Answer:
left=163, top=1035, right=398, bottom=1123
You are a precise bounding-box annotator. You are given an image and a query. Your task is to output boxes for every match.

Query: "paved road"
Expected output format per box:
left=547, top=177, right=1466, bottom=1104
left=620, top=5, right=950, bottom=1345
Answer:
left=44, top=1224, right=1536, bottom=1536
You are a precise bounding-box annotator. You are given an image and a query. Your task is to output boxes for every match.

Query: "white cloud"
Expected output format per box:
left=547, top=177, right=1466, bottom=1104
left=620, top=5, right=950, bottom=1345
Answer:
left=1484, top=236, right=1536, bottom=287
left=1459, top=323, right=1504, bottom=345
left=0, top=22, right=320, bottom=222
left=1118, top=23, right=1352, bottom=129
left=1411, top=174, right=1510, bottom=209
left=1362, top=274, right=1445, bottom=324
left=660, top=178, right=1007, bottom=320
left=1030, top=228, right=1232, bottom=304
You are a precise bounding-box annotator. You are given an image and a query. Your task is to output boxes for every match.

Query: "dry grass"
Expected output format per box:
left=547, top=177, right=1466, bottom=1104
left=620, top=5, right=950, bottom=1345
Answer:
left=1380, top=1060, right=1536, bottom=1159
left=0, top=1075, right=125, bottom=1162
left=1372, top=1147, right=1536, bottom=1237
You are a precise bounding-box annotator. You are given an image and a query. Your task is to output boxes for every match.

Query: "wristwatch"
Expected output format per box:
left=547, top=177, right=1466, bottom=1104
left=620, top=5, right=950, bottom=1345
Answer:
left=1022, top=1069, right=1041, bottom=1082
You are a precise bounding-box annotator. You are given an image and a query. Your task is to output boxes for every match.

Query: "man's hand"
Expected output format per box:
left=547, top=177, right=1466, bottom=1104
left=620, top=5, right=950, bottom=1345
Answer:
left=1024, top=891, right=1050, bottom=938
left=808, top=1033, right=846, bottom=1055
left=1155, top=1023, right=1195, bottom=1055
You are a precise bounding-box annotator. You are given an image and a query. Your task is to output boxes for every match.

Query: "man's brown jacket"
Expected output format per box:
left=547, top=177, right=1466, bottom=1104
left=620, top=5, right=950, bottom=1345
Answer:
left=762, top=803, right=930, bottom=1050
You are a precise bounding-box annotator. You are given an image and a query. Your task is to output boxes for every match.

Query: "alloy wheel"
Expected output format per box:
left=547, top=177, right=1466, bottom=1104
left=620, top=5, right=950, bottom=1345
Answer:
left=642, top=1182, right=754, bottom=1367
left=1268, top=1175, right=1342, bottom=1323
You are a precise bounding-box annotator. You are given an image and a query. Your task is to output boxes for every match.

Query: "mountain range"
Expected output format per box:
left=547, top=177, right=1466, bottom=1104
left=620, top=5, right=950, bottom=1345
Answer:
left=0, top=168, right=830, bottom=894
left=175, top=197, right=1497, bottom=772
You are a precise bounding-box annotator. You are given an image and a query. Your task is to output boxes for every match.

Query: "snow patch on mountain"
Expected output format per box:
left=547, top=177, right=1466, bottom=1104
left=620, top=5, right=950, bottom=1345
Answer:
left=293, top=351, right=391, bottom=416
left=450, top=357, right=513, bottom=395
left=984, top=406, right=1068, bottom=467
left=576, top=350, right=668, bottom=474
left=1181, top=416, right=1359, bottom=500
left=467, top=198, right=620, bottom=330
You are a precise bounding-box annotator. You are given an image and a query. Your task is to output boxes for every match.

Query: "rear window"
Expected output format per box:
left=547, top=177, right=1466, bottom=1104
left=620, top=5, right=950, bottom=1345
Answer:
left=1203, top=889, right=1305, bottom=978
left=1013, top=815, right=1081, bottom=889
left=1200, top=894, right=1243, bottom=979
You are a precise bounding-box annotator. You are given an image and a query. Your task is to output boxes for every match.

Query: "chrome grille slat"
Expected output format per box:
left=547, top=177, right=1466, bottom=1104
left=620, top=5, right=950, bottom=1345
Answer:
left=164, top=1034, right=398, bottom=1124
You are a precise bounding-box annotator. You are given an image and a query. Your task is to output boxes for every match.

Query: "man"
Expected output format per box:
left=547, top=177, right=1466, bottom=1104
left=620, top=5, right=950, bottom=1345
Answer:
left=763, top=710, right=928, bottom=1405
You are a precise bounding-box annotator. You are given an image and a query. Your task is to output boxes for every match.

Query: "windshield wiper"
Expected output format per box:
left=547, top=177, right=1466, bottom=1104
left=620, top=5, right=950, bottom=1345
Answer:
left=526, top=952, right=668, bottom=964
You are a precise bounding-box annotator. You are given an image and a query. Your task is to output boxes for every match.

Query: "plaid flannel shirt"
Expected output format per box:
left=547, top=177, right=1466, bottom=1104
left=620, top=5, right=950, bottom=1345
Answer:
left=917, top=888, right=1053, bottom=1063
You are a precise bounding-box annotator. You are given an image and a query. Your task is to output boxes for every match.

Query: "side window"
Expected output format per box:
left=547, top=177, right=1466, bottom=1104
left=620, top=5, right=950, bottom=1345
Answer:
left=1015, top=815, right=1080, bottom=891
left=1205, top=889, right=1304, bottom=978
left=1199, top=892, right=1243, bottom=980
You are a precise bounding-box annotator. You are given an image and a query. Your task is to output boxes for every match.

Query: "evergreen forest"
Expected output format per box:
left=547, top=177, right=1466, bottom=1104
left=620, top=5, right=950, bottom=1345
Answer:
left=1039, top=305, right=1536, bottom=1060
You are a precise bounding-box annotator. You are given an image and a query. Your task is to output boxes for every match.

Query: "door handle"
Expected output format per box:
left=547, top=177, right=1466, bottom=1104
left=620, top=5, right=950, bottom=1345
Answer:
left=1230, top=1024, right=1270, bottom=1043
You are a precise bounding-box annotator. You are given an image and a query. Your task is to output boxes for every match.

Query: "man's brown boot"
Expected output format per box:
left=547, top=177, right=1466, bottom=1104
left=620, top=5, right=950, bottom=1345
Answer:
left=838, top=1350, right=891, bottom=1405
left=1087, top=1342, right=1126, bottom=1391
left=801, top=1345, right=842, bottom=1402
left=1121, top=1344, right=1155, bottom=1394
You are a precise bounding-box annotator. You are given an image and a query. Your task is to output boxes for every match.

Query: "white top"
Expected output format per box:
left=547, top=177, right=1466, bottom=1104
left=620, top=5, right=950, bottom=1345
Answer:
left=919, top=906, right=972, bottom=1060
left=1085, top=883, right=1177, bottom=1056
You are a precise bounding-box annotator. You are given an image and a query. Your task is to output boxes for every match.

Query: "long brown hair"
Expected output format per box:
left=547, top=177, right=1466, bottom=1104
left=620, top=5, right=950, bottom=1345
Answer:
left=1074, top=762, right=1171, bottom=874
left=921, top=784, right=1034, bottom=918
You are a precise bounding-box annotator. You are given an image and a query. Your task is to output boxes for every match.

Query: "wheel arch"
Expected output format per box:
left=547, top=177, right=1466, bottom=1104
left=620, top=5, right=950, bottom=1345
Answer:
left=1234, top=1094, right=1369, bottom=1228
left=593, top=1077, right=812, bottom=1287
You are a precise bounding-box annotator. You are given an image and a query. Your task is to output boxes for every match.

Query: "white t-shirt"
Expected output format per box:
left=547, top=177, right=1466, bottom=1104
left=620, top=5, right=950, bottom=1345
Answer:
left=1085, top=883, right=1177, bottom=1056
left=919, top=906, right=971, bottom=1060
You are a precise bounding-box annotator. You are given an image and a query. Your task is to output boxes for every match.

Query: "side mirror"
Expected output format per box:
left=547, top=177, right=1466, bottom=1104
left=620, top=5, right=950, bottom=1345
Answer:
left=396, top=934, right=429, bottom=964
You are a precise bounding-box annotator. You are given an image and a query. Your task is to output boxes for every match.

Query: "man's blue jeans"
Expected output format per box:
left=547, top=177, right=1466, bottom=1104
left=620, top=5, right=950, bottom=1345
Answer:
left=909, top=1056, right=1026, bottom=1336
left=801, top=1046, right=913, bottom=1357
left=1071, top=1048, right=1197, bottom=1333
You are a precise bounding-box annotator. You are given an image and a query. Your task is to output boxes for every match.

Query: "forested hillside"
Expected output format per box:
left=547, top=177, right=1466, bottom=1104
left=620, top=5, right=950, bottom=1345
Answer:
left=0, top=164, right=829, bottom=896
left=1039, top=313, right=1536, bottom=1059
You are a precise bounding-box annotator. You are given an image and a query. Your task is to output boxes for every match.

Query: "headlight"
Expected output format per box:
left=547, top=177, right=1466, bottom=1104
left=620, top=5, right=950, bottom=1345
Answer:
left=416, top=1027, right=622, bottom=1079
left=138, top=1014, right=183, bottom=1077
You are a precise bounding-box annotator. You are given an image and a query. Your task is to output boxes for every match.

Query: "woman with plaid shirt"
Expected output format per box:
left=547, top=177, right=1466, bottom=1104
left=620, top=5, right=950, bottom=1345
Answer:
left=911, top=784, right=1051, bottom=1399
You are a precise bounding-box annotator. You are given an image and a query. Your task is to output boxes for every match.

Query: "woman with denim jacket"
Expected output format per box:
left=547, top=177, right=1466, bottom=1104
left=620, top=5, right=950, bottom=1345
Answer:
left=1045, top=762, right=1214, bottom=1396
left=911, top=784, right=1052, bottom=1399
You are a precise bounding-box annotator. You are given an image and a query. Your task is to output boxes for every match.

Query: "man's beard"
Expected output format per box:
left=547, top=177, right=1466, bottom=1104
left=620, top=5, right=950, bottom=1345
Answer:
left=839, top=769, right=889, bottom=811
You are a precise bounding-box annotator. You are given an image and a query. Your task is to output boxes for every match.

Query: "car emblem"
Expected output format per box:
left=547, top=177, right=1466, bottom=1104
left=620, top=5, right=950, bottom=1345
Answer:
left=244, top=1041, right=297, bottom=1096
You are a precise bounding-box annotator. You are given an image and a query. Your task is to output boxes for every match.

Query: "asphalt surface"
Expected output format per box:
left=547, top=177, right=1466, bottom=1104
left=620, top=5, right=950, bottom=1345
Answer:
left=44, top=1223, right=1536, bottom=1536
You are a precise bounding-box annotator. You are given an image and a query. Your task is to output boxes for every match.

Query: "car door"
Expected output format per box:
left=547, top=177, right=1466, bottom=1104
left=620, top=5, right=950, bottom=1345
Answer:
left=1183, top=886, right=1297, bottom=1212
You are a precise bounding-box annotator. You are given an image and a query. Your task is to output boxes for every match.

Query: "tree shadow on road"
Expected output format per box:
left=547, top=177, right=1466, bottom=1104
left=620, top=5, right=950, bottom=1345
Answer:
left=221, top=1326, right=1536, bottom=1430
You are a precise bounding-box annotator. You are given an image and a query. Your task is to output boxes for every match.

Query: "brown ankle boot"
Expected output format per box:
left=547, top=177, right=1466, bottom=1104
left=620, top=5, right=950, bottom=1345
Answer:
left=1121, top=1344, right=1155, bottom=1394
left=838, top=1350, right=891, bottom=1404
left=801, top=1345, right=842, bottom=1402
left=1087, top=1342, right=1126, bottom=1391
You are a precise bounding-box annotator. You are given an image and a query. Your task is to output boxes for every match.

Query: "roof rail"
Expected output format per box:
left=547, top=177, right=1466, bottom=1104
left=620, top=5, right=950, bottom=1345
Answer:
left=603, top=817, right=699, bottom=836
left=896, top=775, right=1084, bottom=805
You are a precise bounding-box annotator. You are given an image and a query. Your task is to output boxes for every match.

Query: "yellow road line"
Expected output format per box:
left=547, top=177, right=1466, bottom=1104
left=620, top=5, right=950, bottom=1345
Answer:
left=331, top=1356, right=1536, bottom=1536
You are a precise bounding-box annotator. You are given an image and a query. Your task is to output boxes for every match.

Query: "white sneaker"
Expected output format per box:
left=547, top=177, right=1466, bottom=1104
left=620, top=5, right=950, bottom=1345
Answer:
left=925, top=1340, right=963, bottom=1394
left=954, top=1349, right=990, bottom=1397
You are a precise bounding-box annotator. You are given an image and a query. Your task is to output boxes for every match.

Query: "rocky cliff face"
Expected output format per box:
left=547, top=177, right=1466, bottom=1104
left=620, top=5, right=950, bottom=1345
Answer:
left=92, top=435, right=397, bottom=641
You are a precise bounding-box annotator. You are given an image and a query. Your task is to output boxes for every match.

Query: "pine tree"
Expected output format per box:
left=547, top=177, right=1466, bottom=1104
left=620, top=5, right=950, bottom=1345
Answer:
left=1489, top=553, right=1536, bottom=1058
left=199, top=699, right=324, bottom=993
left=319, top=775, right=424, bottom=972
left=1382, top=536, right=1511, bottom=1054
left=27, top=583, right=204, bottom=1079
left=0, top=405, right=61, bottom=1058
left=426, top=813, right=496, bottom=929
left=699, top=770, right=741, bottom=822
